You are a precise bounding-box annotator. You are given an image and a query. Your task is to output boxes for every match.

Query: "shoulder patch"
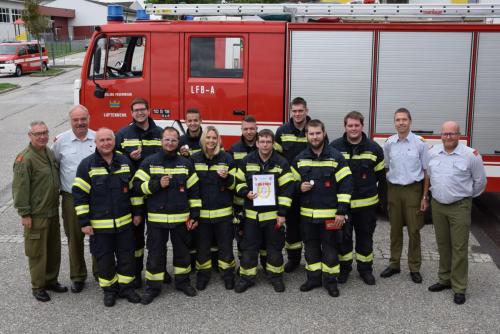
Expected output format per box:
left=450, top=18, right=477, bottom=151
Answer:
left=15, top=155, right=24, bottom=163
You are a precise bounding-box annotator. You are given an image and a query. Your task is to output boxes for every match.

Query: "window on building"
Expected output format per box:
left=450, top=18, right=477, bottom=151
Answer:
left=0, top=7, right=10, bottom=23
left=11, top=9, right=22, bottom=22
left=190, top=37, right=244, bottom=78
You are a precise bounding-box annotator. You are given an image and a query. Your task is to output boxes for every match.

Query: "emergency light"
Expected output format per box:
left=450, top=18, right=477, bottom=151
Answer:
left=107, top=5, right=124, bottom=22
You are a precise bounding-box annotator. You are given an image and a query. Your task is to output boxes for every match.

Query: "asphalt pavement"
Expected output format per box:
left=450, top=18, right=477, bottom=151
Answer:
left=0, top=52, right=499, bottom=333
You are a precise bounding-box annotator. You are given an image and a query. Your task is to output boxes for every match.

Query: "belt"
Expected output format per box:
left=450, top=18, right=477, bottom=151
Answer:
left=433, top=197, right=471, bottom=206
left=388, top=180, right=422, bottom=187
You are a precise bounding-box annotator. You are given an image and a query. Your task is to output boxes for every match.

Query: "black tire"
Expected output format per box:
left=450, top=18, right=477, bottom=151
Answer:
left=41, top=62, right=48, bottom=71
left=15, top=65, right=22, bottom=77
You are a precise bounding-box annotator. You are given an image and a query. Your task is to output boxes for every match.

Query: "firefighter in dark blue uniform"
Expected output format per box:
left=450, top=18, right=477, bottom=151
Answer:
left=274, top=97, right=310, bottom=273
left=292, top=120, right=353, bottom=297
left=115, top=97, right=165, bottom=288
left=192, top=126, right=237, bottom=290
left=73, top=128, right=142, bottom=307
left=330, top=111, right=385, bottom=285
left=234, top=129, right=294, bottom=293
left=133, top=127, right=201, bottom=304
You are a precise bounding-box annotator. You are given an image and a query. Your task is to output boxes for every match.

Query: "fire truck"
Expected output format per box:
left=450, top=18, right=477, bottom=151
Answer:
left=75, top=3, right=500, bottom=191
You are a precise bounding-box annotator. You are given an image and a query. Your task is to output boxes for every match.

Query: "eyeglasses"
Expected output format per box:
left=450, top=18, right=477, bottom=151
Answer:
left=30, top=130, right=49, bottom=138
left=441, top=132, right=460, bottom=137
left=132, top=108, right=148, bottom=113
left=162, top=138, right=178, bottom=144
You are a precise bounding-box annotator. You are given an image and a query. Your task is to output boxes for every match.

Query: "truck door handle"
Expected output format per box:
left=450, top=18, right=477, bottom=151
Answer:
left=233, top=109, right=246, bottom=116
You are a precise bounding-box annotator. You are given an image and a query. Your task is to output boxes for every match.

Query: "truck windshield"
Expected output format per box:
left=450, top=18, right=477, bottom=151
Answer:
left=0, top=45, right=18, bottom=55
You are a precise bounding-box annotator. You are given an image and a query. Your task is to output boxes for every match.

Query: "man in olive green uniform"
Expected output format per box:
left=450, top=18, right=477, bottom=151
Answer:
left=13, top=121, right=68, bottom=302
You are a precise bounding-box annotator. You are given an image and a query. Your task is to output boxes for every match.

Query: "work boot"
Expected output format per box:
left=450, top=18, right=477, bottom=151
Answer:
left=338, top=268, right=352, bottom=284
left=140, top=289, right=159, bottom=305
left=177, top=284, right=197, bottom=297
left=103, top=292, right=117, bottom=307
left=196, top=279, right=209, bottom=291
left=224, top=277, right=235, bottom=290
left=32, top=289, right=50, bottom=302
left=119, top=288, right=141, bottom=304
left=45, top=282, right=68, bottom=293
left=325, top=284, right=340, bottom=297
left=271, top=279, right=285, bottom=293
left=284, top=260, right=300, bottom=273
left=163, top=271, right=172, bottom=285
left=360, top=272, right=376, bottom=285
left=299, top=280, right=322, bottom=292
left=234, top=279, right=254, bottom=293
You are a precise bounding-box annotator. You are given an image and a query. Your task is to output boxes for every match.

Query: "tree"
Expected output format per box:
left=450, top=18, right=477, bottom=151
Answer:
left=22, top=0, right=50, bottom=72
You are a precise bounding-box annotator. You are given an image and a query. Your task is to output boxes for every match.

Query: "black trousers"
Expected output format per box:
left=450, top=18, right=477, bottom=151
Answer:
left=144, top=223, right=191, bottom=292
left=301, top=222, right=341, bottom=287
left=89, top=228, right=135, bottom=293
left=239, top=220, right=285, bottom=283
left=339, top=207, right=377, bottom=273
left=285, top=200, right=302, bottom=263
left=133, top=221, right=145, bottom=274
left=196, top=218, right=235, bottom=281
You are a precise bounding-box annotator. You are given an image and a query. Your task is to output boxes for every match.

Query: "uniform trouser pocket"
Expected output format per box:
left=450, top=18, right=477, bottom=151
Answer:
left=24, top=230, right=42, bottom=258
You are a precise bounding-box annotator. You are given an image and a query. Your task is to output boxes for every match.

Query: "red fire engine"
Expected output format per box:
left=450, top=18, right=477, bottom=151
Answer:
left=75, top=4, right=500, bottom=191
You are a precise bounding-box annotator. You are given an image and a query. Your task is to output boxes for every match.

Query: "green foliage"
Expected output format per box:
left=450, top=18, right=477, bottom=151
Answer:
left=22, top=0, right=50, bottom=40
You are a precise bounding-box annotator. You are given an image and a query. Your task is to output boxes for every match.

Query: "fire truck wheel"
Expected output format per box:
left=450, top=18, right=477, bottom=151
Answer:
left=15, top=65, right=22, bottom=77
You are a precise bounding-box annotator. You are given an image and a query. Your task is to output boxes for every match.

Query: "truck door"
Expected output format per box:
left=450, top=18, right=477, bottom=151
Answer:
left=183, top=33, right=248, bottom=131
left=83, top=33, right=150, bottom=130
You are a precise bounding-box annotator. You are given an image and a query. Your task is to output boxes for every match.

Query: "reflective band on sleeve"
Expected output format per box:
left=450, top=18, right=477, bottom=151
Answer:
left=98, top=275, right=118, bottom=287
left=73, top=177, right=91, bottom=194
left=291, top=167, right=301, bottom=181
left=117, top=273, right=135, bottom=284
left=335, top=166, right=352, bottom=182
left=196, top=260, right=212, bottom=270
left=322, top=263, right=340, bottom=274
left=245, top=209, right=278, bottom=222
left=235, top=169, right=245, bottom=181
left=200, top=206, right=233, bottom=219
left=141, top=181, right=152, bottom=195
left=350, top=195, right=379, bottom=209
left=218, top=259, right=236, bottom=270
left=355, top=252, right=374, bottom=263
left=74, top=204, right=89, bottom=215
left=300, top=207, right=337, bottom=219
left=186, top=173, right=199, bottom=189
left=278, top=196, right=292, bottom=207
left=278, top=172, right=294, bottom=186
left=145, top=270, right=164, bottom=281
left=174, top=265, right=191, bottom=275
left=189, top=199, right=202, bottom=208
left=147, top=212, right=190, bottom=224
left=273, top=142, right=283, bottom=153
left=134, top=169, right=150, bottom=182
left=339, top=252, right=353, bottom=262
left=374, top=160, right=385, bottom=172
left=337, top=193, right=352, bottom=204
left=236, top=183, right=247, bottom=193
left=239, top=266, right=257, bottom=276
left=266, top=263, right=284, bottom=274
left=130, top=196, right=144, bottom=206
left=285, top=241, right=303, bottom=250
left=305, top=262, right=322, bottom=272
left=233, top=196, right=244, bottom=206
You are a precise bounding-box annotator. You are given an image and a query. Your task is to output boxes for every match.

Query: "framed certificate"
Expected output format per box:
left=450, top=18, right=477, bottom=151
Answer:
left=252, top=174, right=276, bottom=206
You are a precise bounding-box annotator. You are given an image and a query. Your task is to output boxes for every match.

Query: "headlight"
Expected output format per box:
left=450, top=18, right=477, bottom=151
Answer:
left=5, top=60, right=14, bottom=64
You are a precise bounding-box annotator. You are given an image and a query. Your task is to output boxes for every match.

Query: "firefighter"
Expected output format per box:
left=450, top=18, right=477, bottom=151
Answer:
left=115, top=97, right=166, bottom=288
left=292, top=119, right=353, bottom=297
left=72, top=128, right=142, bottom=307
left=330, top=111, right=385, bottom=285
left=179, top=108, right=203, bottom=157
left=192, top=126, right=237, bottom=290
left=134, top=127, right=201, bottom=304
left=228, top=116, right=260, bottom=263
left=234, top=129, right=294, bottom=293
left=274, top=97, right=311, bottom=273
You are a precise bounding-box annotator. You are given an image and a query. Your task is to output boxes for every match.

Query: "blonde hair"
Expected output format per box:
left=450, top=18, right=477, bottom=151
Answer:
left=200, top=126, right=221, bottom=159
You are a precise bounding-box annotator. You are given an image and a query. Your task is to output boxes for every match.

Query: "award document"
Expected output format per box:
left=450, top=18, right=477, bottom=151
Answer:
left=252, top=174, right=276, bottom=206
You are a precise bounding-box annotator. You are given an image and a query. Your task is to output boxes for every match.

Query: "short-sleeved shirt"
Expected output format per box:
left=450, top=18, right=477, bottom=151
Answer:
left=384, top=131, right=428, bottom=185
left=51, top=129, right=96, bottom=193
left=425, top=143, right=487, bottom=204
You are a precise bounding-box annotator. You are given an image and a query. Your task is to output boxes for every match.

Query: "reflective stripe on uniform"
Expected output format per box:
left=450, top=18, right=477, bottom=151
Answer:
left=218, top=259, right=236, bottom=270
left=235, top=169, right=245, bottom=181
left=355, top=252, right=374, bottom=263
left=135, top=248, right=144, bottom=258
left=145, top=270, right=164, bottom=281
left=259, top=249, right=267, bottom=257
left=134, top=169, right=150, bottom=182
left=90, top=213, right=132, bottom=229
left=186, top=173, right=199, bottom=189
left=236, top=182, right=247, bottom=193
left=130, top=196, right=144, bottom=206
left=113, top=164, right=131, bottom=174
left=189, top=199, right=202, bottom=208
left=141, top=139, right=161, bottom=147
left=305, top=262, right=322, bottom=272
left=89, top=167, right=108, bottom=177
left=322, top=263, right=340, bottom=274
left=239, top=266, right=257, bottom=276
left=233, top=152, right=247, bottom=160
left=278, top=172, right=294, bottom=186
left=121, top=139, right=142, bottom=147
left=273, top=142, right=283, bottom=153
left=141, top=181, right=152, bottom=195
left=245, top=209, right=278, bottom=222
left=73, top=177, right=91, bottom=194
left=147, top=212, right=189, bottom=224
left=150, top=167, right=188, bottom=175
left=339, top=252, right=353, bottom=262
left=374, top=160, right=385, bottom=172
left=300, top=207, right=337, bottom=219
left=99, top=274, right=118, bottom=287
left=352, top=153, right=377, bottom=162
left=280, top=134, right=307, bottom=143
left=233, top=196, right=244, bottom=206
left=196, top=260, right=211, bottom=271
left=291, top=167, right=301, bottom=181
left=195, top=163, right=208, bottom=171
left=246, top=164, right=260, bottom=172
left=297, top=160, right=338, bottom=169
left=350, top=194, right=379, bottom=209
left=335, top=166, right=352, bottom=182
left=75, top=204, right=89, bottom=215
left=285, top=241, right=303, bottom=250
left=117, top=273, right=134, bottom=284
left=278, top=196, right=292, bottom=207
left=266, top=263, right=284, bottom=274
left=174, top=265, right=191, bottom=275
left=337, top=193, right=352, bottom=204
left=200, top=206, right=233, bottom=219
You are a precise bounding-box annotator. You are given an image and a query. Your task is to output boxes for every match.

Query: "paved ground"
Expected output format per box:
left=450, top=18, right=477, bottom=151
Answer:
left=0, top=52, right=499, bottom=333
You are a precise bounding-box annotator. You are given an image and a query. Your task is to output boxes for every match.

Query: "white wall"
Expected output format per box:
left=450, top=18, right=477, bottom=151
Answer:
left=0, top=0, right=24, bottom=41
left=45, top=0, right=108, bottom=28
